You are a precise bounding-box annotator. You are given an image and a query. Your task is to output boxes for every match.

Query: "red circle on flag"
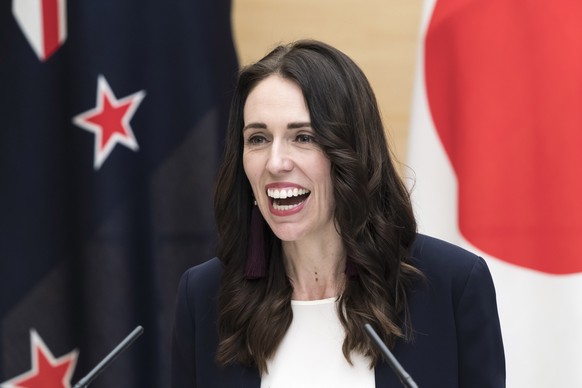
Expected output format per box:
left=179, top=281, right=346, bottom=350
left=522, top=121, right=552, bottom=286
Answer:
left=425, top=0, right=582, bottom=274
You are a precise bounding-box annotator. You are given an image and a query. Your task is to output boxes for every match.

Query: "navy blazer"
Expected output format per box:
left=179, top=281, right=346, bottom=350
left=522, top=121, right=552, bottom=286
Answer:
left=171, top=234, right=505, bottom=387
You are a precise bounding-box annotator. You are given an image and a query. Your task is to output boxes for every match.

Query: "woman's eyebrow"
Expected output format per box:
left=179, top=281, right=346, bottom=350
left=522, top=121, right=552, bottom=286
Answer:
left=243, top=122, right=312, bottom=132
left=287, top=122, right=312, bottom=129
left=243, top=122, right=266, bottom=132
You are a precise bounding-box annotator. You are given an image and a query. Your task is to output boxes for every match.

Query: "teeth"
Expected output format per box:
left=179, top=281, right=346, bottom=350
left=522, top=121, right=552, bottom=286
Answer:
left=273, top=202, right=304, bottom=211
left=267, top=188, right=310, bottom=199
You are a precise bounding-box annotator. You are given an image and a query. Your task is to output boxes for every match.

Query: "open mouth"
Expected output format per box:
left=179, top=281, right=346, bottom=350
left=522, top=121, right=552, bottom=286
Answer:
left=267, top=188, right=311, bottom=211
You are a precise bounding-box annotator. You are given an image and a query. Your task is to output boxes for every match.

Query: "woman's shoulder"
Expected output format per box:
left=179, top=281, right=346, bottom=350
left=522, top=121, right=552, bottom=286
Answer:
left=411, top=234, right=479, bottom=263
left=410, top=234, right=493, bottom=288
left=179, top=257, right=224, bottom=295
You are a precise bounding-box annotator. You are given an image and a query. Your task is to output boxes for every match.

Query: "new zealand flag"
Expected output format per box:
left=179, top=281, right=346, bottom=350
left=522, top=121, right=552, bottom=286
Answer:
left=0, top=0, right=238, bottom=386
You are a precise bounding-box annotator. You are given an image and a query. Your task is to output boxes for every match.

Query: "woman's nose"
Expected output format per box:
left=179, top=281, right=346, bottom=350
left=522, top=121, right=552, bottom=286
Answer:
left=266, top=141, right=293, bottom=174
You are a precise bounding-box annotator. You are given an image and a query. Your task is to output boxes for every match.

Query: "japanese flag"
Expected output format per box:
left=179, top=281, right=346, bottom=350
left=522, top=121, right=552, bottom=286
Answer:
left=407, top=0, right=582, bottom=386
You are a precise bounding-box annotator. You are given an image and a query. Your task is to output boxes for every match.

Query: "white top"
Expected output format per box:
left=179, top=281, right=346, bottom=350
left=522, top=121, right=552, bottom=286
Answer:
left=260, top=297, right=375, bottom=388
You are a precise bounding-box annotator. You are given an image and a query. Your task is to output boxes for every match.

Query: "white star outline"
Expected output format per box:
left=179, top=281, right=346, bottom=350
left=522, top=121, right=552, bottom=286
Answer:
left=0, top=329, right=79, bottom=388
left=72, top=75, right=146, bottom=170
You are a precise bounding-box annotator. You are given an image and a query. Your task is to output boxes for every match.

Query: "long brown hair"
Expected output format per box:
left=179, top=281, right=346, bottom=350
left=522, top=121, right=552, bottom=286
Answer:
left=214, top=40, right=419, bottom=373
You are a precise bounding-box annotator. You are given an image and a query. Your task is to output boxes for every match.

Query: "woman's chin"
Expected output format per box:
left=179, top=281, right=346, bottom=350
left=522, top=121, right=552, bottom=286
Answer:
left=269, top=226, right=306, bottom=243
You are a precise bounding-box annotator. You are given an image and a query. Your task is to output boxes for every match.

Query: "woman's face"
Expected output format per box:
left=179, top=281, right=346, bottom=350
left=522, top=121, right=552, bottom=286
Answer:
left=242, top=75, right=336, bottom=243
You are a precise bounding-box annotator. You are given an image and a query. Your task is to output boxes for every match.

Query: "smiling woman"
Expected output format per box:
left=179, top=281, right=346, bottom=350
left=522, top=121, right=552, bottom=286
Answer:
left=242, top=76, right=336, bottom=244
left=171, top=40, right=505, bottom=388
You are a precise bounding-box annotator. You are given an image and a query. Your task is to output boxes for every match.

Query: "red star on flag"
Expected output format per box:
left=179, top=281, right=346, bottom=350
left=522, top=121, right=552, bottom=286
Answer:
left=1, top=330, right=78, bottom=388
left=73, top=75, right=146, bottom=169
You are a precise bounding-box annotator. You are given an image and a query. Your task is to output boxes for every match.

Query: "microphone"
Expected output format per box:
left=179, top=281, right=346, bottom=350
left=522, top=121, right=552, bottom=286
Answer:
left=364, top=323, right=418, bottom=388
left=73, top=325, right=144, bottom=388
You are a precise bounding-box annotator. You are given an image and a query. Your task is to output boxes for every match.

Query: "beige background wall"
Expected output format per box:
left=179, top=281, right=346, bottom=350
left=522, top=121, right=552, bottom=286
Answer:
left=232, top=0, right=423, bottom=165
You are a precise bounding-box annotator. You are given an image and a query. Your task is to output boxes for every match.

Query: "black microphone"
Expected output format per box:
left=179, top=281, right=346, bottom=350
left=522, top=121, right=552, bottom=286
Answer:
left=364, top=323, right=418, bottom=388
left=73, top=325, right=144, bottom=388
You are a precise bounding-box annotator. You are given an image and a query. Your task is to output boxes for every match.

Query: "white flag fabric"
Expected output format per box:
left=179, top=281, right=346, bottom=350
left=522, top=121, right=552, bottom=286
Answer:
left=407, top=0, right=582, bottom=386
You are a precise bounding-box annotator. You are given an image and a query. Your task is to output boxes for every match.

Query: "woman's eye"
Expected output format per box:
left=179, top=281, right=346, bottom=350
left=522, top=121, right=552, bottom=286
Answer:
left=296, top=134, right=316, bottom=143
left=247, top=135, right=266, bottom=145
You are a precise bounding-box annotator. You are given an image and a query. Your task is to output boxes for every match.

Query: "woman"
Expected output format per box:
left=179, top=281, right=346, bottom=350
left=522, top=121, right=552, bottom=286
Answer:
left=172, top=40, right=505, bottom=387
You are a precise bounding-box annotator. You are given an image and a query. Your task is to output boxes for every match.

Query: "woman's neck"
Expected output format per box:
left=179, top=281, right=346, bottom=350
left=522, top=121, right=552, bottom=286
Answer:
left=282, top=235, right=346, bottom=301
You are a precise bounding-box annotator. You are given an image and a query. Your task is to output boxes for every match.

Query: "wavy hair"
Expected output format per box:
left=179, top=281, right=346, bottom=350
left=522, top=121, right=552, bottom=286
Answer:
left=214, top=40, right=419, bottom=373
